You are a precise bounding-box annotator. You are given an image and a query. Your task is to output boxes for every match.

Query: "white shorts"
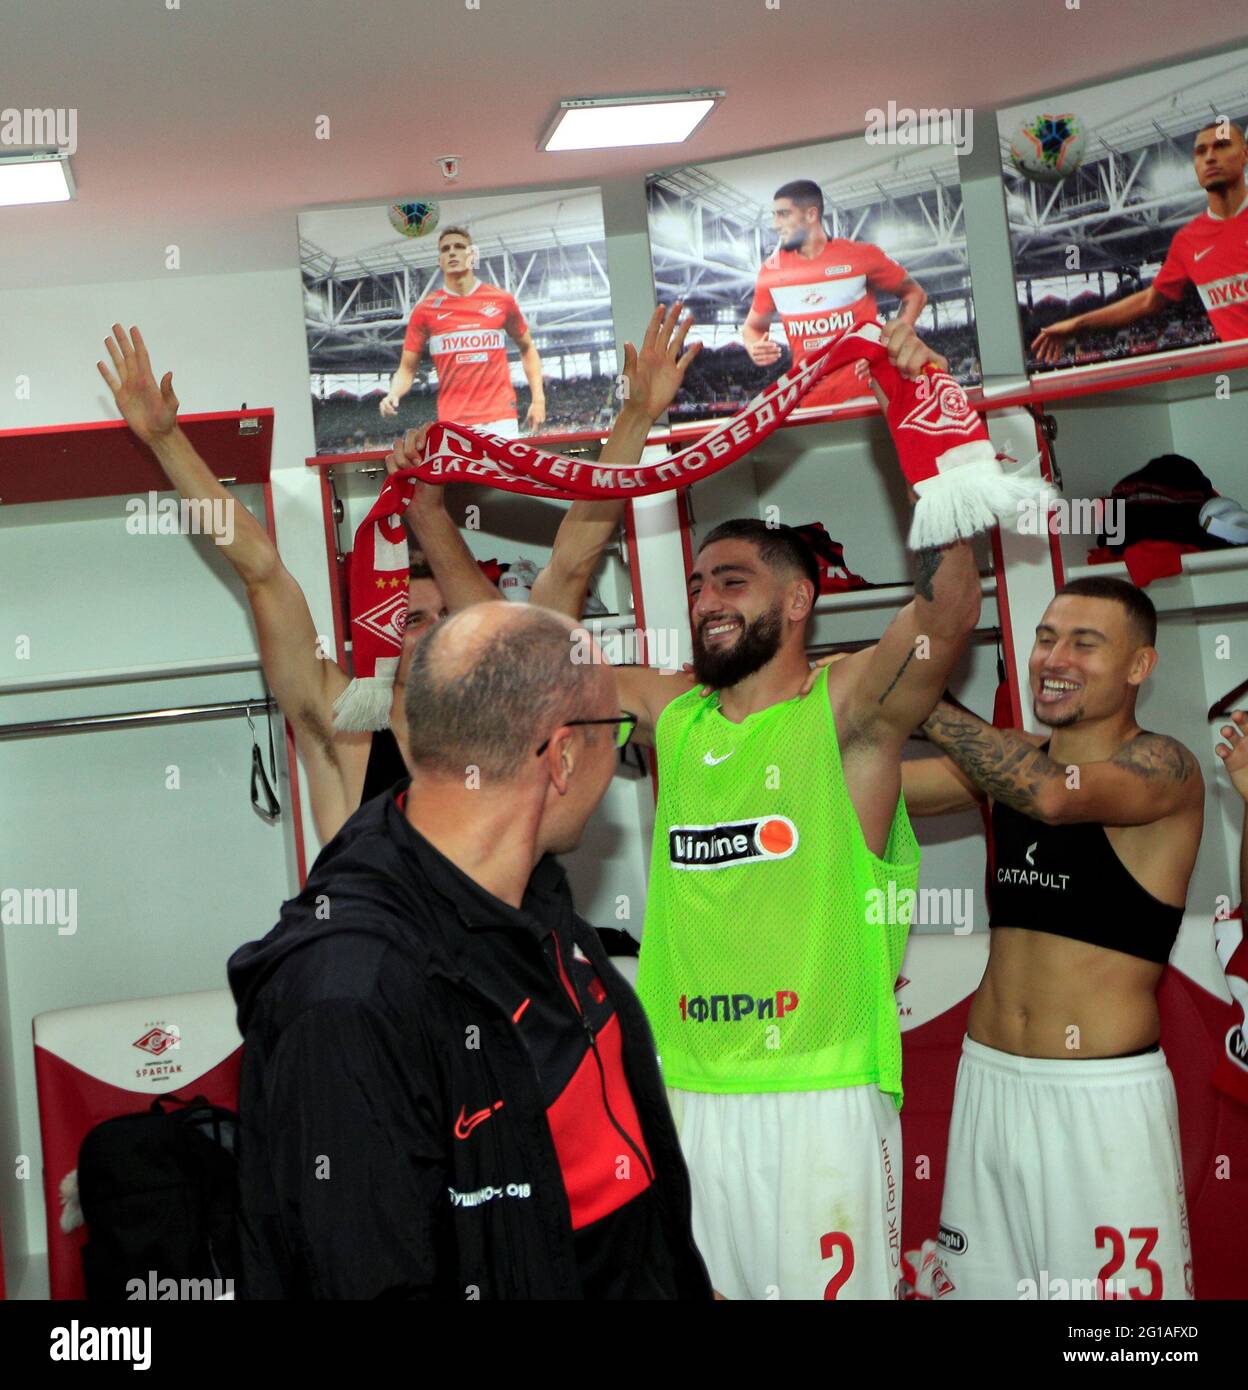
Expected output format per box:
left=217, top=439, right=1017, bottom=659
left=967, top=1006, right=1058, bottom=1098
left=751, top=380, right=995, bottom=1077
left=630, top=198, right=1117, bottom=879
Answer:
left=934, top=1037, right=1193, bottom=1300
left=476, top=416, right=520, bottom=438
left=667, top=1085, right=902, bottom=1301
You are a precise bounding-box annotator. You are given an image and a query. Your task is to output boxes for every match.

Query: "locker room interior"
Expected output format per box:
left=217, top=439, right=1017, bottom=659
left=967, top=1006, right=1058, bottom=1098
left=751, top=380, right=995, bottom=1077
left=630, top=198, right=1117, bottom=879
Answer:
left=2, top=1, right=1248, bottom=1303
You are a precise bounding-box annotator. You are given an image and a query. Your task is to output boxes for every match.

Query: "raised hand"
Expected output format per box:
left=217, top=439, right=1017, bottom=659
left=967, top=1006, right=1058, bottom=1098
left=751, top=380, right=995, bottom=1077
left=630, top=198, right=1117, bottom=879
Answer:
left=386, top=426, right=446, bottom=527
left=1216, top=710, right=1248, bottom=802
left=98, top=325, right=179, bottom=445
left=618, top=302, right=702, bottom=423
left=879, top=319, right=949, bottom=379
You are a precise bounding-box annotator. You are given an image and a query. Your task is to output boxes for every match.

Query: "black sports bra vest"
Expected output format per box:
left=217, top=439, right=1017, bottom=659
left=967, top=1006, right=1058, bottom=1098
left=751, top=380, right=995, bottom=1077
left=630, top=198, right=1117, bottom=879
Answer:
left=987, top=740, right=1184, bottom=965
left=359, top=726, right=409, bottom=806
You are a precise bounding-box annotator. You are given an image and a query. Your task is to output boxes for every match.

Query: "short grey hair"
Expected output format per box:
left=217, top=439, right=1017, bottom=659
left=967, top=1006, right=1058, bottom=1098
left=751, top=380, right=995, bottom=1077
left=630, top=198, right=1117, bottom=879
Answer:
left=404, top=606, right=605, bottom=781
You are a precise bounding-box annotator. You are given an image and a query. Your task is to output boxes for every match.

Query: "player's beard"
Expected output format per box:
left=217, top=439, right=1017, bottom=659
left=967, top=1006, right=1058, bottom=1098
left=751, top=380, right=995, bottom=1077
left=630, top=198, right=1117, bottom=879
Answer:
left=692, top=601, right=785, bottom=690
left=1033, top=696, right=1086, bottom=729
left=780, top=226, right=808, bottom=252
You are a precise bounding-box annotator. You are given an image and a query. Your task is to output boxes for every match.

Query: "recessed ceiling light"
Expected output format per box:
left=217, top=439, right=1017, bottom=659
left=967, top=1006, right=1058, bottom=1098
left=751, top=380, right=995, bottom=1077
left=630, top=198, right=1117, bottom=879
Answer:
left=0, top=152, right=75, bottom=207
left=541, top=91, right=723, bottom=152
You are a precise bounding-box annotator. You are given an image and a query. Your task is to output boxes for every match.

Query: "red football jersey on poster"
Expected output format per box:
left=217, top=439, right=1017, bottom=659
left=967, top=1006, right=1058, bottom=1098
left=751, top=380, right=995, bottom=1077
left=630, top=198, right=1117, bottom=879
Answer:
left=1152, top=201, right=1248, bottom=343
left=403, top=281, right=528, bottom=425
left=751, top=239, right=910, bottom=406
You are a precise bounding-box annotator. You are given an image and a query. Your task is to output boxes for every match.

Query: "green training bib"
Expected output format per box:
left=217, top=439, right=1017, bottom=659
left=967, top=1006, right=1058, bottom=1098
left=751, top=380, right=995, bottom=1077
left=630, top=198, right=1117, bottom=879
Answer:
left=636, top=666, right=920, bottom=1104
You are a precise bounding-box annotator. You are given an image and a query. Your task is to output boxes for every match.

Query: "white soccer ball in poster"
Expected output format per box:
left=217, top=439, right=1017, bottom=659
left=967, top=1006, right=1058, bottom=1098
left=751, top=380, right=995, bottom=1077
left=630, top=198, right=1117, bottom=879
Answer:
left=388, top=199, right=440, bottom=239
left=1008, top=113, right=1089, bottom=184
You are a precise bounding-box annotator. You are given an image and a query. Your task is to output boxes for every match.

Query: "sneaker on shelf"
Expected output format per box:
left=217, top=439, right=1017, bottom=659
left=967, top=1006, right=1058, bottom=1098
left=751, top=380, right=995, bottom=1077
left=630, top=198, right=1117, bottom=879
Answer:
left=499, top=558, right=540, bottom=602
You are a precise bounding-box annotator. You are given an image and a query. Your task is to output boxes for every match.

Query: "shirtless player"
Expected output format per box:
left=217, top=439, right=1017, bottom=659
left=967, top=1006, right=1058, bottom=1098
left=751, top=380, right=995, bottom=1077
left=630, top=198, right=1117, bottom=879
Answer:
left=903, top=575, right=1203, bottom=1299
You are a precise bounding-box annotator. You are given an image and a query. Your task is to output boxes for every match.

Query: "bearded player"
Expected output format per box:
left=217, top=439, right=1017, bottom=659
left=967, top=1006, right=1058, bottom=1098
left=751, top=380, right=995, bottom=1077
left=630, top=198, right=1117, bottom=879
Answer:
left=902, top=576, right=1202, bottom=1299
left=401, top=312, right=978, bottom=1297
left=380, top=225, right=547, bottom=436
left=743, top=179, right=928, bottom=409
left=1034, top=120, right=1248, bottom=363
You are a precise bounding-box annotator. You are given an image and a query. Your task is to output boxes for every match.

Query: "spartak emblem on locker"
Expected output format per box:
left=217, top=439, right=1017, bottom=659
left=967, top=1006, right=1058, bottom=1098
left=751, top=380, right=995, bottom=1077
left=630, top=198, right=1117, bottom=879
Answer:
left=133, top=1026, right=180, bottom=1057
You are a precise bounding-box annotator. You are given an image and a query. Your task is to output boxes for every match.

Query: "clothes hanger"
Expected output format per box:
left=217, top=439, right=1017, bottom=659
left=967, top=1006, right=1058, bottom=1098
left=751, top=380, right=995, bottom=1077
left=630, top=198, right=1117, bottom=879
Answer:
left=1209, top=675, right=1248, bottom=720
left=247, top=700, right=281, bottom=822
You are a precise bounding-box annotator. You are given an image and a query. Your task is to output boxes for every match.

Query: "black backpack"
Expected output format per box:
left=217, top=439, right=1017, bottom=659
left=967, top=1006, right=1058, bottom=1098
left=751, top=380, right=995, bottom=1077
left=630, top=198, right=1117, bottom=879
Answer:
left=76, top=1094, right=241, bottom=1301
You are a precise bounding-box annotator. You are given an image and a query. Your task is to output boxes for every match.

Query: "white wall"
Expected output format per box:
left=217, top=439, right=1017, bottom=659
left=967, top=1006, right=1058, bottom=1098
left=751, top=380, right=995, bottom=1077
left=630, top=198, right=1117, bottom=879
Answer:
left=0, top=268, right=331, bottom=1286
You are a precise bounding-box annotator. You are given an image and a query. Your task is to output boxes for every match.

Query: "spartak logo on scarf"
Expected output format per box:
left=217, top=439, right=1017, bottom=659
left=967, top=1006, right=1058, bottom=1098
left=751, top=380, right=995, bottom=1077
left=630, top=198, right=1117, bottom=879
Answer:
left=896, top=371, right=977, bottom=439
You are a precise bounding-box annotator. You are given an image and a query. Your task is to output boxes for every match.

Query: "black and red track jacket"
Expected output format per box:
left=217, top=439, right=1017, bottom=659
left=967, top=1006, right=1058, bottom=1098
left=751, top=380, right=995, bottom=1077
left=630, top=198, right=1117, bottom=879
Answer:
left=228, top=785, right=712, bottom=1300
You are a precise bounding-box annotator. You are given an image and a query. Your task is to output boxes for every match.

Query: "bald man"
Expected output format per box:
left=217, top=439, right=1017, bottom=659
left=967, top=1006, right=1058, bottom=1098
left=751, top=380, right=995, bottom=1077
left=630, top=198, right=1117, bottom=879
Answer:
left=229, top=602, right=712, bottom=1300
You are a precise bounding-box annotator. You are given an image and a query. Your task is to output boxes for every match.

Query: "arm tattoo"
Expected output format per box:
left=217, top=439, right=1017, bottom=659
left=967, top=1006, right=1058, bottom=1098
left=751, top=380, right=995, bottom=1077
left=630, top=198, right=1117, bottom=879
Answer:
left=913, top=545, right=947, bottom=603
left=921, top=701, right=1059, bottom=816
left=877, top=646, right=917, bottom=706
left=1110, top=733, right=1198, bottom=783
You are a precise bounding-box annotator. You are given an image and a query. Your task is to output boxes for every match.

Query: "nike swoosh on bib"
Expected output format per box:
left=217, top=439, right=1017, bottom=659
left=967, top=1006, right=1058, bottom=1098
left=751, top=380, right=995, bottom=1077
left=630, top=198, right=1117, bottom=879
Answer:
left=702, top=750, right=734, bottom=766
left=1194, top=246, right=1214, bottom=261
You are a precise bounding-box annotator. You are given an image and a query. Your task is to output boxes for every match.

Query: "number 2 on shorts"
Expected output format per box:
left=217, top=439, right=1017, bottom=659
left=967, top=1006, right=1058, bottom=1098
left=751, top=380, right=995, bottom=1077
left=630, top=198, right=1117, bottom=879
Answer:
left=820, top=1231, right=855, bottom=1300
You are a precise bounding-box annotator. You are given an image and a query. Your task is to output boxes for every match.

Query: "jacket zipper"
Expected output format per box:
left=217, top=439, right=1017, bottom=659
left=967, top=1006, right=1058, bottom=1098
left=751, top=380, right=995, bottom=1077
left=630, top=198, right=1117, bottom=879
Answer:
left=552, top=932, right=655, bottom=1186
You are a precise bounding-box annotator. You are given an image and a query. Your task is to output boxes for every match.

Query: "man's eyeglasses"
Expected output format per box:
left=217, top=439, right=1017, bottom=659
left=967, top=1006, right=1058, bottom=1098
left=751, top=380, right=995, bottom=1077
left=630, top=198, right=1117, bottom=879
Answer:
left=536, top=713, right=639, bottom=757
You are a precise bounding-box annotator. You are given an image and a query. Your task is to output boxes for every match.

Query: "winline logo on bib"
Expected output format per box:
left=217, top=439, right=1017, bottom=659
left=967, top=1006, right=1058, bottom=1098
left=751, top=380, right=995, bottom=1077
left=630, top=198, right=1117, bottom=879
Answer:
left=669, top=816, right=798, bottom=870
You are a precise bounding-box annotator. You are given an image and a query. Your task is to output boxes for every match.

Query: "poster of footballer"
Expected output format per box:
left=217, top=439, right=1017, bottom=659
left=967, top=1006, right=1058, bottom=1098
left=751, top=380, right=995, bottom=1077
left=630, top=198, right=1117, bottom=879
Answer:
left=645, top=135, right=982, bottom=426
left=299, top=187, right=617, bottom=456
left=1001, top=45, right=1248, bottom=374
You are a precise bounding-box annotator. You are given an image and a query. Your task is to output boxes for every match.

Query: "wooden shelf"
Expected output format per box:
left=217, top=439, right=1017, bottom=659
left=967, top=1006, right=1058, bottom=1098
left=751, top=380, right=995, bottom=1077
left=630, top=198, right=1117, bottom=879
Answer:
left=0, top=409, right=275, bottom=506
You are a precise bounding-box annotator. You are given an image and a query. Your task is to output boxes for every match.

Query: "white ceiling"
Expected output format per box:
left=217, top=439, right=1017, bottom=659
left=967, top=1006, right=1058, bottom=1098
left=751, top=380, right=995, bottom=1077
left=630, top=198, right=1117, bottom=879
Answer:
left=2, top=0, right=1245, bottom=291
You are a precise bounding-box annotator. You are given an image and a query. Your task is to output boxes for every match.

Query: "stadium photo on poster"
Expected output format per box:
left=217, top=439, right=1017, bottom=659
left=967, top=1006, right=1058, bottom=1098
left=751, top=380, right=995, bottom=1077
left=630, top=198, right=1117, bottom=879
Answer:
left=1001, top=46, right=1248, bottom=374
left=299, top=188, right=617, bottom=455
left=646, top=135, right=982, bottom=425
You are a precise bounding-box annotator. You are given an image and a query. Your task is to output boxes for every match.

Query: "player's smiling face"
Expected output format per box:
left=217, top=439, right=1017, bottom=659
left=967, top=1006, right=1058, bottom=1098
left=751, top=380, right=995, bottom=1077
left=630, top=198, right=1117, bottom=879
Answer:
left=1193, top=125, right=1246, bottom=191
left=772, top=198, right=816, bottom=251
left=688, top=540, right=790, bottom=688
left=1028, top=596, right=1148, bottom=728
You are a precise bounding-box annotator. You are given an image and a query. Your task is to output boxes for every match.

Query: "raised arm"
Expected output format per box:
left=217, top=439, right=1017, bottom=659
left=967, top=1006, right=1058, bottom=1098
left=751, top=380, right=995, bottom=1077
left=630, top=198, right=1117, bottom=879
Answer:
left=98, top=325, right=360, bottom=840
left=840, top=541, right=981, bottom=746
left=530, top=301, right=702, bottom=619
left=921, top=698, right=1202, bottom=825
left=388, top=428, right=499, bottom=611
left=99, top=326, right=277, bottom=584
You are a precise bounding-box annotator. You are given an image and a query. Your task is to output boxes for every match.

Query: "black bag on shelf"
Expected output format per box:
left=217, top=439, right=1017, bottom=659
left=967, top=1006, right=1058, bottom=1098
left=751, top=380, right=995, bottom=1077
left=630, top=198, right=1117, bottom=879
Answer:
left=76, top=1093, right=240, bottom=1301
left=1099, top=453, right=1229, bottom=551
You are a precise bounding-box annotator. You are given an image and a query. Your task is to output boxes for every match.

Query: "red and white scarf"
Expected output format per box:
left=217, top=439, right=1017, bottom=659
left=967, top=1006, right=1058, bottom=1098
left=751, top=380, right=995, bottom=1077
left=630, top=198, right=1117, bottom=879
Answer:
left=334, top=322, right=1053, bottom=730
